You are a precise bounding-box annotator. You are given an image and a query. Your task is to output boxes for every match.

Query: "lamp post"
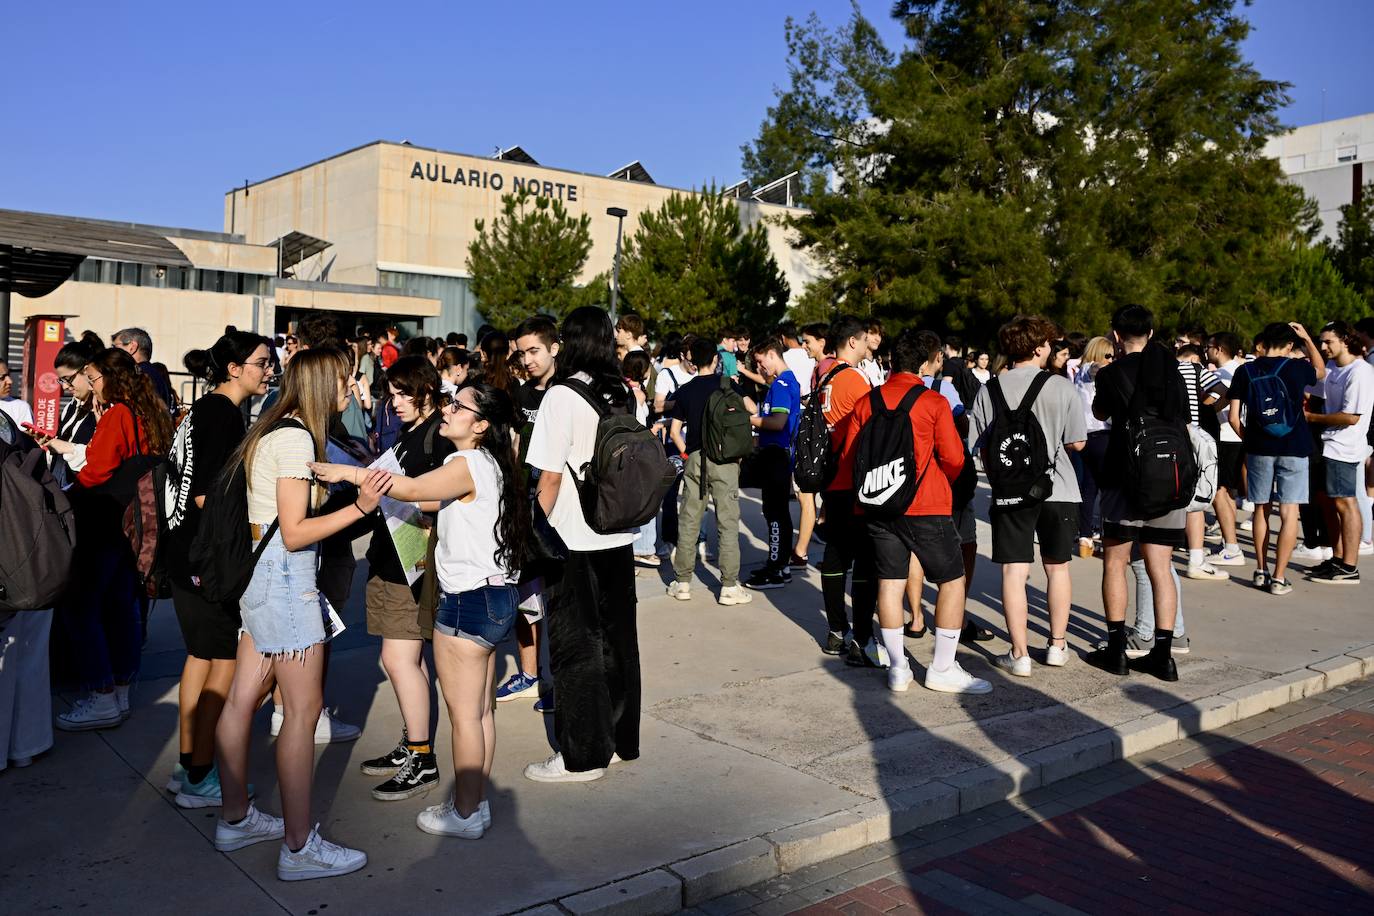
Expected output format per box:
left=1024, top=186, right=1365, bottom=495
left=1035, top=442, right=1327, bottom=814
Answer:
left=606, top=206, right=627, bottom=321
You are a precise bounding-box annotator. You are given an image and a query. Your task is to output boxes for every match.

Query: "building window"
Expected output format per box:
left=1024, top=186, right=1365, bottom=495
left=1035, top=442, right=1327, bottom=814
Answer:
left=1337, top=146, right=1357, bottom=163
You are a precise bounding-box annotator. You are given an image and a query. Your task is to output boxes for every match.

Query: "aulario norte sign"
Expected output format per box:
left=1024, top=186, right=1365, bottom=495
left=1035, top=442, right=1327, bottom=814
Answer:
left=410, top=161, right=579, bottom=202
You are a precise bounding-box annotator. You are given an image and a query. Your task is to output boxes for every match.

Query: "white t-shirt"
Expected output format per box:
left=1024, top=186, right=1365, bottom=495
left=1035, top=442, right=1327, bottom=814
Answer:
left=858, top=358, right=886, bottom=387
left=1321, top=358, right=1374, bottom=463
left=245, top=425, right=315, bottom=525
left=783, top=348, right=816, bottom=397
left=435, top=449, right=516, bottom=594
left=1213, top=358, right=1243, bottom=443
left=525, top=373, right=637, bottom=552
left=0, top=396, right=34, bottom=430
left=655, top=364, right=693, bottom=402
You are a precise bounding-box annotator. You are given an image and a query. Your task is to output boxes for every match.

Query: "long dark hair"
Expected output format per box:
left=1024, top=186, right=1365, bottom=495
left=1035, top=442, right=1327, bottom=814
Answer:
left=55, top=331, right=104, bottom=371
left=183, top=330, right=269, bottom=385
left=554, top=306, right=629, bottom=408
left=88, top=348, right=175, bottom=454
left=466, top=381, right=529, bottom=572
left=479, top=331, right=515, bottom=394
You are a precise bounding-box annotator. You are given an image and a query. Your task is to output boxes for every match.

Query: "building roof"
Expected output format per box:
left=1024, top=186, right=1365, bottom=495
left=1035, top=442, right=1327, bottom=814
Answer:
left=607, top=160, right=655, bottom=184
left=495, top=145, right=539, bottom=165
left=0, top=208, right=192, bottom=298
left=266, top=230, right=332, bottom=276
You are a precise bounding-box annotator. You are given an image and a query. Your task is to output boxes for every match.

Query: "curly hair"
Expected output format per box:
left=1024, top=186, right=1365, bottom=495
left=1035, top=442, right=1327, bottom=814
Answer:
left=88, top=348, right=173, bottom=454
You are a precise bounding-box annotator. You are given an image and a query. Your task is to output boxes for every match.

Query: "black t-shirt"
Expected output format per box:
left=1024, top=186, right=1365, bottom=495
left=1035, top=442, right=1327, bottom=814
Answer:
left=165, top=392, right=247, bottom=581
left=1092, top=343, right=1189, bottom=489
left=671, top=374, right=737, bottom=454
left=1226, top=356, right=1317, bottom=458
left=366, top=410, right=455, bottom=585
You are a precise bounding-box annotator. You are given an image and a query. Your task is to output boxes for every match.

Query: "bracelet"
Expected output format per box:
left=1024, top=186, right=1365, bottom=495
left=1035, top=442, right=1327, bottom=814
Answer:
left=353, top=500, right=370, bottom=518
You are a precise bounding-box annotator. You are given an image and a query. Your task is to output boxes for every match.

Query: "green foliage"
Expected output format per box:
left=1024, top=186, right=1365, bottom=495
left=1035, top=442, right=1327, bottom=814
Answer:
left=1324, top=184, right=1374, bottom=307
left=617, top=189, right=790, bottom=337
left=467, top=191, right=604, bottom=329
left=745, top=0, right=1320, bottom=348
left=1257, top=243, right=1368, bottom=333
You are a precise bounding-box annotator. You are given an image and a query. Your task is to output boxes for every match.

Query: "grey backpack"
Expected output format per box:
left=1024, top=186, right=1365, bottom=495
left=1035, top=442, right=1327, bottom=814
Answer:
left=0, top=434, right=77, bottom=611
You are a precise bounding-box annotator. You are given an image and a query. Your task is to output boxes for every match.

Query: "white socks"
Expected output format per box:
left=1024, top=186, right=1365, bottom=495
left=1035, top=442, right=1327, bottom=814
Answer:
left=932, top=627, right=961, bottom=672
left=1224, top=542, right=1240, bottom=556
left=1188, top=548, right=1205, bottom=567
left=880, top=628, right=907, bottom=670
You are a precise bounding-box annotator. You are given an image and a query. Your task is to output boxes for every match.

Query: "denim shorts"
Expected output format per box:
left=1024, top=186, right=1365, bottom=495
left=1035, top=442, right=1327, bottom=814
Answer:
left=1324, top=458, right=1360, bottom=499
left=239, top=532, right=332, bottom=657
left=1246, top=454, right=1308, bottom=505
left=434, top=584, right=518, bottom=649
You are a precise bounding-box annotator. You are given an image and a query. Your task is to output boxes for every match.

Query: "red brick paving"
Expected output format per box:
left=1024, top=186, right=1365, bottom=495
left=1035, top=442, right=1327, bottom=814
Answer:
left=794, top=710, right=1374, bottom=914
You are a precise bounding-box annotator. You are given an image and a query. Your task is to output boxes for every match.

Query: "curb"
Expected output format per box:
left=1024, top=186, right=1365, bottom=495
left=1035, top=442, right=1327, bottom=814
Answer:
left=523, top=644, right=1374, bottom=916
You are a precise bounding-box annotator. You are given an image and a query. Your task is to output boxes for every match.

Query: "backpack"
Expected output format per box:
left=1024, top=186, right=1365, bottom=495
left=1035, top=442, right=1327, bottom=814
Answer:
left=559, top=377, right=677, bottom=535
left=97, top=420, right=172, bottom=599
left=793, top=363, right=848, bottom=494
left=1244, top=358, right=1297, bottom=438
left=1186, top=424, right=1218, bottom=512
left=931, top=377, right=978, bottom=509
left=0, top=435, right=77, bottom=611
left=1123, top=367, right=1198, bottom=518
left=189, top=418, right=306, bottom=603
left=698, top=375, right=754, bottom=496
left=982, top=373, right=1054, bottom=510
left=852, top=386, right=931, bottom=517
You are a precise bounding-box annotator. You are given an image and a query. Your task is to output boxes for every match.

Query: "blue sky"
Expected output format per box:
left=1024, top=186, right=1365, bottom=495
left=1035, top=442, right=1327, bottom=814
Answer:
left=1, top=0, right=1369, bottom=231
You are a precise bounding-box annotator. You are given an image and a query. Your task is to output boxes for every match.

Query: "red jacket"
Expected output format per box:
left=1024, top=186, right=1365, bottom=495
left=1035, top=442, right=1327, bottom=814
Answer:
left=841, top=373, right=964, bottom=516
left=77, top=402, right=150, bottom=489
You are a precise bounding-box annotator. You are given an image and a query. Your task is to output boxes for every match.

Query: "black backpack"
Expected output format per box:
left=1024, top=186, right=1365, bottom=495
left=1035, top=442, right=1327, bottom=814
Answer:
left=1124, top=364, right=1198, bottom=518
left=189, top=418, right=306, bottom=603
left=0, top=429, right=76, bottom=611
left=559, top=377, right=677, bottom=535
left=793, top=363, right=849, bottom=493
left=982, top=372, right=1054, bottom=511
left=931, top=377, right=978, bottom=509
left=852, top=386, right=931, bottom=517
left=701, top=375, right=754, bottom=465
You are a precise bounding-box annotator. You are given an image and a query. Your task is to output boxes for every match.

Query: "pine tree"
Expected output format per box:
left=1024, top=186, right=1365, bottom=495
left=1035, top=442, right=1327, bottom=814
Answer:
left=1325, top=183, right=1374, bottom=306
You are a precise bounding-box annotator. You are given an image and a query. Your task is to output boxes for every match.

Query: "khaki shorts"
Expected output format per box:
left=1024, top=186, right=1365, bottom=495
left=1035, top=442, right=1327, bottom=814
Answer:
left=365, top=576, right=433, bottom=641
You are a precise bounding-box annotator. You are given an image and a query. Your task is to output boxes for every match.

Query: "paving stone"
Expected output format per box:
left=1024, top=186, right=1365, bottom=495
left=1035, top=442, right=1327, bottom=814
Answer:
left=1222, top=678, right=1295, bottom=719
left=1309, top=654, right=1365, bottom=689
left=1268, top=667, right=1329, bottom=702
left=941, top=758, right=1041, bottom=813
left=671, top=839, right=779, bottom=907
left=1345, top=644, right=1374, bottom=677
left=851, top=782, right=960, bottom=843
left=1168, top=694, right=1239, bottom=736
left=560, top=870, right=681, bottom=916
left=1110, top=712, right=1181, bottom=757
left=766, top=812, right=870, bottom=874
left=1024, top=729, right=1117, bottom=785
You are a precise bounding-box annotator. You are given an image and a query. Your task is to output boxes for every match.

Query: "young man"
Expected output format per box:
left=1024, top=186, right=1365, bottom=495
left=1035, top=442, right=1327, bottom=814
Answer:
left=0, top=361, right=33, bottom=429
left=778, top=320, right=816, bottom=398
left=668, top=337, right=753, bottom=606
left=858, top=318, right=886, bottom=387
left=1087, top=306, right=1192, bottom=681
left=744, top=338, right=801, bottom=590
left=1305, top=321, right=1372, bottom=584
left=495, top=316, right=562, bottom=710
left=716, top=328, right=740, bottom=382
left=1176, top=344, right=1230, bottom=581
left=1227, top=322, right=1325, bottom=595
left=380, top=326, right=401, bottom=368
left=846, top=330, right=993, bottom=695
left=968, top=315, right=1086, bottom=677
left=1205, top=332, right=1248, bottom=567
left=818, top=316, right=883, bottom=665
left=615, top=313, right=647, bottom=361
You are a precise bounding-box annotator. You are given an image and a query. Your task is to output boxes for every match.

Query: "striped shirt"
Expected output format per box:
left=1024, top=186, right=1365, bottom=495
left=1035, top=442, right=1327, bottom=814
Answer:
left=1177, top=361, right=1223, bottom=426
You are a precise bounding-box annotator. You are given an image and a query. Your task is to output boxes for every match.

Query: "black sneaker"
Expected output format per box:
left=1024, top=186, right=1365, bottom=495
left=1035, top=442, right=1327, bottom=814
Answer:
left=822, top=630, right=850, bottom=656
left=1127, top=651, right=1179, bottom=682
left=359, top=740, right=410, bottom=776
left=371, top=750, right=439, bottom=801
left=745, top=567, right=791, bottom=590
left=960, top=621, right=995, bottom=643
left=1309, top=563, right=1360, bottom=586
left=788, top=553, right=809, bottom=570
left=1084, top=645, right=1129, bottom=676
left=844, top=638, right=890, bottom=669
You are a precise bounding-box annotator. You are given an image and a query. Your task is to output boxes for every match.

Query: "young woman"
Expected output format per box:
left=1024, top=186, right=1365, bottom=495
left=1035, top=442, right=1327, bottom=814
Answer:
left=438, top=347, right=471, bottom=398
left=163, top=331, right=274, bottom=806
left=311, top=381, right=528, bottom=838
left=356, top=356, right=454, bottom=802
left=47, top=349, right=173, bottom=730
left=1073, top=336, right=1115, bottom=556
left=971, top=351, right=992, bottom=384
left=480, top=331, right=517, bottom=395
left=211, top=349, right=391, bottom=881
left=46, top=333, right=104, bottom=487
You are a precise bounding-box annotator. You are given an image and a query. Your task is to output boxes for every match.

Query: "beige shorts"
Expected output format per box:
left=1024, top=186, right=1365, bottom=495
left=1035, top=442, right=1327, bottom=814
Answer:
left=365, top=576, right=433, bottom=641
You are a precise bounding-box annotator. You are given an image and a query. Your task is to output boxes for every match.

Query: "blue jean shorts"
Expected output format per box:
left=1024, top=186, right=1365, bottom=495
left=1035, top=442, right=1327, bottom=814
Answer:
left=435, top=584, right=518, bottom=649
left=1324, top=458, right=1360, bottom=499
left=239, top=533, right=333, bottom=656
left=1246, top=454, right=1309, bottom=506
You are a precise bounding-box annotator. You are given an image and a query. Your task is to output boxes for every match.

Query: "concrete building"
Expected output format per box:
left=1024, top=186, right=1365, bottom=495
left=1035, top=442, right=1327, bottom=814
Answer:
left=1264, top=112, right=1374, bottom=240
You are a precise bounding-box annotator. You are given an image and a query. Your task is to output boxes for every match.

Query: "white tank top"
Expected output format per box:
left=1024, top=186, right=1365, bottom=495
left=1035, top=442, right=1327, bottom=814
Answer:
left=434, top=448, right=516, bottom=594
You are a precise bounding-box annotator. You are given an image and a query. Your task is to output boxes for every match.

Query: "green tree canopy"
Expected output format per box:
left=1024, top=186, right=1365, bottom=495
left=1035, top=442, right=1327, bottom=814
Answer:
left=1324, top=183, right=1374, bottom=307
left=467, top=190, right=605, bottom=329
left=617, top=189, right=790, bottom=337
left=743, top=0, right=1319, bottom=346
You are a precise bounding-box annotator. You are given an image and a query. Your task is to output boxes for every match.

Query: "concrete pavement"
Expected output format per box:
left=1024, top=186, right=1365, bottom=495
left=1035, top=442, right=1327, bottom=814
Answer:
left=2, top=484, right=1371, bottom=914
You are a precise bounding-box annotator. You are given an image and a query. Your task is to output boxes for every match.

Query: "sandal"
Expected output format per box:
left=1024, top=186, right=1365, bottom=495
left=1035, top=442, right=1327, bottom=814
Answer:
left=960, top=621, right=996, bottom=643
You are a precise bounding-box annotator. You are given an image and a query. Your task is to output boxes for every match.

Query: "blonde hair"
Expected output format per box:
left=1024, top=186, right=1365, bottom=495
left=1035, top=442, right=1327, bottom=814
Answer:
left=1081, top=336, right=1113, bottom=366
left=226, top=348, right=345, bottom=507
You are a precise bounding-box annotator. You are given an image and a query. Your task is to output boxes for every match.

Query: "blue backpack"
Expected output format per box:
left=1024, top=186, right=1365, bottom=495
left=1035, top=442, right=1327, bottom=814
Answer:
left=1245, top=358, right=1297, bottom=438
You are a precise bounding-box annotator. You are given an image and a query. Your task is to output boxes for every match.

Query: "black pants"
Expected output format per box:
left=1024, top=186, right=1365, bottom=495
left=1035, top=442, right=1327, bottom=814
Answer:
left=545, top=544, right=641, bottom=771
left=1077, top=430, right=1109, bottom=539
left=820, top=490, right=878, bottom=644
left=757, top=446, right=794, bottom=570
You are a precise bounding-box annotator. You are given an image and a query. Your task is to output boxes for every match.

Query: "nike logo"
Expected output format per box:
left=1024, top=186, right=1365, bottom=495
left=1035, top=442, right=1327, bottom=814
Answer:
left=859, top=458, right=907, bottom=506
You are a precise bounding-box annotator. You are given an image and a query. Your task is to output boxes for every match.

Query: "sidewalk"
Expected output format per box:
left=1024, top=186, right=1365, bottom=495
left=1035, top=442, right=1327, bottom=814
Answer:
left=2, top=486, right=1371, bottom=915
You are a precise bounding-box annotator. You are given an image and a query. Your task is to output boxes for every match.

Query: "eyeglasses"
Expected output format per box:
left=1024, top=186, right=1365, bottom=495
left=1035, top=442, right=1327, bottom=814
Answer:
left=57, top=372, right=81, bottom=388
left=85, top=374, right=103, bottom=383
left=443, top=400, right=482, bottom=419
left=244, top=358, right=272, bottom=371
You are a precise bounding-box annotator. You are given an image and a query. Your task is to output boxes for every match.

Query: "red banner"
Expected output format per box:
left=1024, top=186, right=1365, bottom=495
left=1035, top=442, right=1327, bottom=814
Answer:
left=24, top=317, right=65, bottom=437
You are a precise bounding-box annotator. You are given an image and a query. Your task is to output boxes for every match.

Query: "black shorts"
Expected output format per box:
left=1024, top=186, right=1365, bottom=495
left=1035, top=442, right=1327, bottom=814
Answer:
left=171, top=580, right=242, bottom=660
left=1217, top=442, right=1245, bottom=493
left=868, top=516, right=965, bottom=584
left=990, top=501, right=1077, bottom=564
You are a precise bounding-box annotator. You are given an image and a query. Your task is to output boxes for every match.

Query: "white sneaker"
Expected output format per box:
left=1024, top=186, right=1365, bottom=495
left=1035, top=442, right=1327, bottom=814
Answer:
left=1322, top=546, right=1334, bottom=561
left=215, top=803, right=285, bottom=852
left=480, top=799, right=491, bottom=831
left=887, top=665, right=914, bottom=692
left=1206, top=549, right=1246, bottom=567
left=270, top=708, right=361, bottom=745
left=1290, top=544, right=1328, bottom=563
left=717, top=585, right=753, bottom=606
left=416, top=799, right=485, bottom=839
left=56, top=692, right=122, bottom=731
left=523, top=752, right=604, bottom=783
left=665, top=581, right=692, bottom=601
left=1185, top=562, right=1230, bottom=581
left=924, top=661, right=993, bottom=695
left=995, top=652, right=1032, bottom=677
left=1239, top=518, right=1253, bottom=532
left=1044, top=643, right=1070, bottom=667
left=1361, top=541, right=1374, bottom=557
left=114, top=684, right=131, bottom=720
left=277, top=824, right=367, bottom=881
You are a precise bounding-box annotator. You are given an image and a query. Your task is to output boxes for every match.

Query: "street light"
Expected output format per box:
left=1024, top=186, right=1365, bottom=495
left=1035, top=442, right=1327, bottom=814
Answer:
left=606, top=206, right=627, bottom=320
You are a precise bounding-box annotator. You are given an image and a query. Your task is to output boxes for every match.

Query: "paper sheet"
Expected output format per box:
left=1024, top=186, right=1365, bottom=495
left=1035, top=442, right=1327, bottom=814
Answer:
left=370, top=449, right=431, bottom=585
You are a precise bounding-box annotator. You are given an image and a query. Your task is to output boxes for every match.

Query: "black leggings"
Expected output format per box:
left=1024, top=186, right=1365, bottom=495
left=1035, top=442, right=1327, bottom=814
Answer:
left=820, top=490, right=878, bottom=644
left=757, top=446, right=794, bottom=569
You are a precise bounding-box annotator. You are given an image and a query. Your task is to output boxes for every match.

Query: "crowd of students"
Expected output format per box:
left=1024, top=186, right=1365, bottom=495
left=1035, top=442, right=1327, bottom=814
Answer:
left=1, top=304, right=1370, bottom=883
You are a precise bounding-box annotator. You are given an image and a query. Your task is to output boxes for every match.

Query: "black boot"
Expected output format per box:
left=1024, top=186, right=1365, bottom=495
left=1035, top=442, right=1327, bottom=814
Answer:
left=1128, top=649, right=1179, bottom=682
